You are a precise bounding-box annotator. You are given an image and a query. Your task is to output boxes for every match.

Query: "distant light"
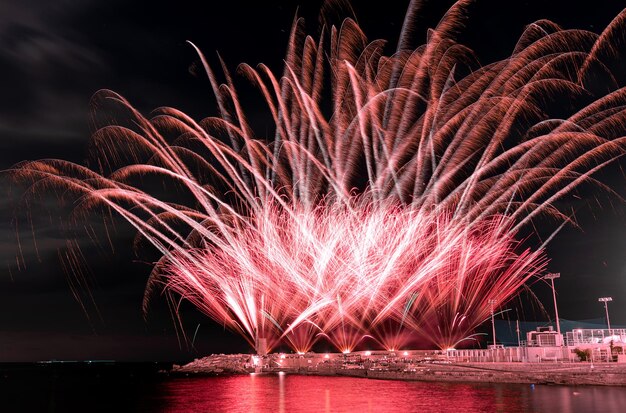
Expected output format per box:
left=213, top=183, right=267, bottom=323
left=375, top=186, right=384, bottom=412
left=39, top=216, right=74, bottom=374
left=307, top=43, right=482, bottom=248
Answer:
left=364, top=351, right=372, bottom=356
left=324, top=354, right=330, bottom=359
left=388, top=348, right=395, bottom=352
left=278, top=371, right=286, bottom=375
left=280, top=354, right=286, bottom=359
left=297, top=352, right=305, bottom=355
left=342, top=349, right=351, bottom=354
left=445, top=347, right=456, bottom=352
left=403, top=351, right=409, bottom=356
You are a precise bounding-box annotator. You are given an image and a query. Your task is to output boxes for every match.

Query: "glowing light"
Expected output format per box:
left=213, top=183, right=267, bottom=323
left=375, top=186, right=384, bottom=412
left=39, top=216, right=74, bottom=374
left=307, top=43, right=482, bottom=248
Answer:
left=324, top=354, right=330, bottom=359
left=364, top=351, right=372, bottom=356
left=403, top=351, right=409, bottom=357
left=12, top=2, right=626, bottom=353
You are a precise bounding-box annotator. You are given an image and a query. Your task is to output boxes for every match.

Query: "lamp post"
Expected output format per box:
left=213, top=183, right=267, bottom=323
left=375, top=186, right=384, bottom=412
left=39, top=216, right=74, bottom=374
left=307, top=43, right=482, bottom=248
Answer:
left=489, top=299, right=497, bottom=348
left=598, top=297, right=613, bottom=332
left=544, top=273, right=561, bottom=338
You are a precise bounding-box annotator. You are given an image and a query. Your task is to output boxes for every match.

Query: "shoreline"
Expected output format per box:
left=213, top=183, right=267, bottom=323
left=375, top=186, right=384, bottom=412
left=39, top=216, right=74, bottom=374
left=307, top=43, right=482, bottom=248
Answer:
left=171, top=360, right=626, bottom=386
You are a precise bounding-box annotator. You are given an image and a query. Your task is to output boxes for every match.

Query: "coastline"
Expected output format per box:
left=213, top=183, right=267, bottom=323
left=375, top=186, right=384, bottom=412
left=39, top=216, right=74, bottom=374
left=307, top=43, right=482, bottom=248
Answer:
left=315, top=362, right=626, bottom=386
left=171, top=359, right=626, bottom=386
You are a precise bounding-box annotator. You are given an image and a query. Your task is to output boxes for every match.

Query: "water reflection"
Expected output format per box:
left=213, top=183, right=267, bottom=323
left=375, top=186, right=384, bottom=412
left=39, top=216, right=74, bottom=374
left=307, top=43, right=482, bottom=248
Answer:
left=152, top=374, right=626, bottom=412
left=278, top=371, right=285, bottom=413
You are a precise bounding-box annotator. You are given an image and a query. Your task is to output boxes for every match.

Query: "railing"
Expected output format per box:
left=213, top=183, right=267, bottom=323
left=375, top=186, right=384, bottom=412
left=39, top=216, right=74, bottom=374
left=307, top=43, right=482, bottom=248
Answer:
left=446, top=347, right=525, bottom=362
left=565, top=329, right=626, bottom=346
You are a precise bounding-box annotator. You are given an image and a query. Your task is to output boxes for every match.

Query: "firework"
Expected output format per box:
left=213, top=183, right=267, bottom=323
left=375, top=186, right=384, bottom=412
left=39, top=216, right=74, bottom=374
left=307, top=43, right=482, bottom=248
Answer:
left=11, top=1, right=626, bottom=352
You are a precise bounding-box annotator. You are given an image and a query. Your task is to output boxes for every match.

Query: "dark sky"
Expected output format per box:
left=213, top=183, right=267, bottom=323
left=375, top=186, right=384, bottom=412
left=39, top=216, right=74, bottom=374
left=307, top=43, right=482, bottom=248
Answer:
left=0, top=0, right=625, bottom=361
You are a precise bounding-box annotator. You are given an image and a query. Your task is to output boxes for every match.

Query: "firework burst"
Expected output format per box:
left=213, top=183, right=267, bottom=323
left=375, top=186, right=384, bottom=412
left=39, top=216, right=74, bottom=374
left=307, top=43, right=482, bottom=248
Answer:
left=10, top=1, right=626, bottom=352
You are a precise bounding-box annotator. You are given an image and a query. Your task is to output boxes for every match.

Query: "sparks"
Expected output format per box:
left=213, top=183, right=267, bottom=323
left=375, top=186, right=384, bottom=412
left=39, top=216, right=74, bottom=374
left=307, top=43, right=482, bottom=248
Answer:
left=10, top=1, right=626, bottom=352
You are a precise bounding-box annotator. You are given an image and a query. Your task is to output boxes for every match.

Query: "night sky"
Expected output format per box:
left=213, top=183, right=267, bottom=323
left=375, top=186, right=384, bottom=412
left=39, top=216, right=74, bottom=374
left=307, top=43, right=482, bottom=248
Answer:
left=0, top=0, right=625, bottom=361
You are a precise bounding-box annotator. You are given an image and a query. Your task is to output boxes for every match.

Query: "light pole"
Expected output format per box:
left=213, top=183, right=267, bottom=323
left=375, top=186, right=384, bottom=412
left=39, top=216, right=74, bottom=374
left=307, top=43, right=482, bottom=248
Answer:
left=599, top=297, right=613, bottom=332
left=489, top=299, right=497, bottom=348
left=544, top=273, right=561, bottom=339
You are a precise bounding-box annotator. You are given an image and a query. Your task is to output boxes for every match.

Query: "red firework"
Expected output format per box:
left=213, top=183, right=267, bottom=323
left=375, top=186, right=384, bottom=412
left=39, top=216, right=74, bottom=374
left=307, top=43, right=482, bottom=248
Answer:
left=9, top=1, right=626, bottom=352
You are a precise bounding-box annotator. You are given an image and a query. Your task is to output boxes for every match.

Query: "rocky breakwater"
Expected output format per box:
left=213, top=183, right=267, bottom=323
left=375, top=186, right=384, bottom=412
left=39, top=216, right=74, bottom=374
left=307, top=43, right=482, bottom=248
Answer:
left=170, top=354, right=626, bottom=386
left=171, top=354, right=253, bottom=376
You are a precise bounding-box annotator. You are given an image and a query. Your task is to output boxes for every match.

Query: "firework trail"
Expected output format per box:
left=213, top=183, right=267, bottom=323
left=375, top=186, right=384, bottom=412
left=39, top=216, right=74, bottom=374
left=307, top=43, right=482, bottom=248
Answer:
left=10, top=1, right=626, bottom=352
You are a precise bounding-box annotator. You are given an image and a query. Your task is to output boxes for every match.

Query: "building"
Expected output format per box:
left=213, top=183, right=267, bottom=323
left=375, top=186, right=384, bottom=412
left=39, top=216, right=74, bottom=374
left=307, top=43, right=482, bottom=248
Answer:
left=445, top=327, right=626, bottom=363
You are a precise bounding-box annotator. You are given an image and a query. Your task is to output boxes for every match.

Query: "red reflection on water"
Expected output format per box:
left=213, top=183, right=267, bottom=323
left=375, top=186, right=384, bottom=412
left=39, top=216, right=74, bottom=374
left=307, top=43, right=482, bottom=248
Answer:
left=152, top=374, right=626, bottom=413
left=152, top=375, right=546, bottom=413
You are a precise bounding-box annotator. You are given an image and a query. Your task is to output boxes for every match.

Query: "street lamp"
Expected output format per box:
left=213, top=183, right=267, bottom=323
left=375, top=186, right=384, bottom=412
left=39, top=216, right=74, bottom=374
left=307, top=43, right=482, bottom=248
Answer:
left=544, top=273, right=561, bottom=338
left=598, top=297, right=613, bottom=332
left=489, top=299, right=497, bottom=348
